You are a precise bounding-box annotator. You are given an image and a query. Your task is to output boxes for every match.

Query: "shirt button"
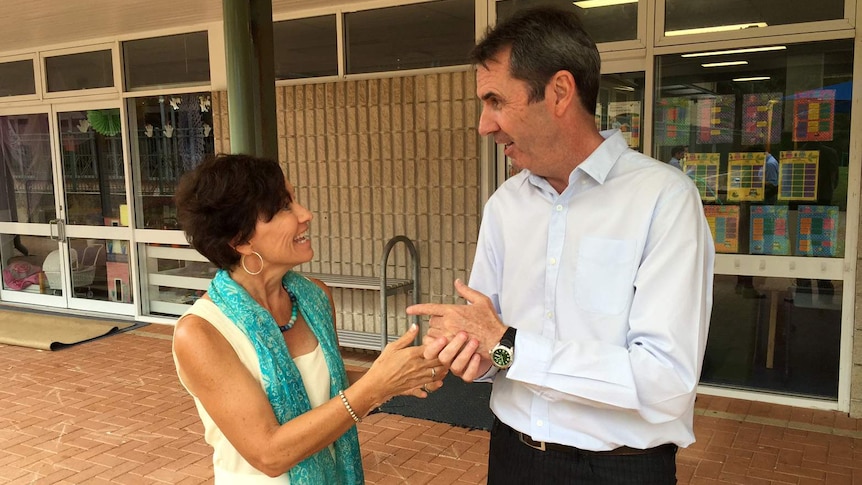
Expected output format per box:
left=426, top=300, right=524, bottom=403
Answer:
left=549, top=258, right=557, bottom=265
left=556, top=205, right=563, bottom=211
left=537, top=420, right=544, bottom=427
left=546, top=311, right=553, bottom=318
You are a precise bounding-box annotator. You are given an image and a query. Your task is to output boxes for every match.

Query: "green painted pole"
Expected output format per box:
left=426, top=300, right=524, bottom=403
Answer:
left=223, top=0, right=277, bottom=159
left=250, top=0, right=278, bottom=161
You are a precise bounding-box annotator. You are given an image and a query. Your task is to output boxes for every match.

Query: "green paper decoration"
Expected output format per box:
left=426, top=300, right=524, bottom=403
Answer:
left=86, top=110, right=122, bottom=136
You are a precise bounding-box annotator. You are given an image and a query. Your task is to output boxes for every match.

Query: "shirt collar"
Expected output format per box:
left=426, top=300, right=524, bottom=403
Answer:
left=573, top=129, right=628, bottom=185
left=525, top=129, right=629, bottom=195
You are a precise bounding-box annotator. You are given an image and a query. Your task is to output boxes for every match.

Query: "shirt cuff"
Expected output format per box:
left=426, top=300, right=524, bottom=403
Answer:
left=474, top=364, right=499, bottom=383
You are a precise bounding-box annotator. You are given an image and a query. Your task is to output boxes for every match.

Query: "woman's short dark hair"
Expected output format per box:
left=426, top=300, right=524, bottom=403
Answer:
left=174, top=153, right=290, bottom=270
left=470, top=6, right=600, bottom=115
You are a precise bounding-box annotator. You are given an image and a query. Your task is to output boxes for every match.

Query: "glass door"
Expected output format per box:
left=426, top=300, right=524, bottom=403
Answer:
left=0, top=103, right=135, bottom=316
left=53, top=102, right=134, bottom=315
left=0, top=109, right=64, bottom=307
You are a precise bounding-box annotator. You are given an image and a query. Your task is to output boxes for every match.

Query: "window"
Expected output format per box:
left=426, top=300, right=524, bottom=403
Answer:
left=123, top=32, right=210, bottom=90
left=597, top=72, right=645, bottom=152
left=128, top=93, right=215, bottom=229
left=344, top=0, right=474, bottom=74
left=497, top=0, right=639, bottom=45
left=45, top=50, right=114, bottom=92
left=656, top=39, right=853, bottom=400
left=274, top=15, right=338, bottom=79
left=664, top=0, right=845, bottom=37
left=0, top=60, right=36, bottom=97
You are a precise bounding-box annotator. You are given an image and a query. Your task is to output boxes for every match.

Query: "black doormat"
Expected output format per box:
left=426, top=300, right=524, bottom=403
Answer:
left=376, top=373, right=494, bottom=431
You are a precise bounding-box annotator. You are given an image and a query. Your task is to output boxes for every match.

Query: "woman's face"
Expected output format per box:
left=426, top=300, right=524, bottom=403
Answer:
left=247, top=180, right=314, bottom=269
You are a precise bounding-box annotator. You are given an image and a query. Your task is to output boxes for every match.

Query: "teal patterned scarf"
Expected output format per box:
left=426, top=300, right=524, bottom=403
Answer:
left=208, top=269, right=363, bottom=484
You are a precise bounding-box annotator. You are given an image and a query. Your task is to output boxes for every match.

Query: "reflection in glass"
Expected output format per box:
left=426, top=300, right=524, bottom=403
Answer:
left=58, top=110, right=127, bottom=226
left=703, top=275, right=840, bottom=399
left=129, top=93, right=215, bottom=229
left=0, top=114, right=55, bottom=224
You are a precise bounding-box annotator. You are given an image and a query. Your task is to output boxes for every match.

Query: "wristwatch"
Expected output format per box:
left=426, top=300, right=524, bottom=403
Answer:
left=489, top=327, right=517, bottom=369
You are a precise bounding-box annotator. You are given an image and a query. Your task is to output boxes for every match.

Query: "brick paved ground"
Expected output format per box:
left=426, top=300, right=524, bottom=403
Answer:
left=1, top=320, right=862, bottom=484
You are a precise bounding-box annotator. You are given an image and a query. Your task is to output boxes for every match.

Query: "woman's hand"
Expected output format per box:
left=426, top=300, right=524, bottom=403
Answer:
left=360, top=324, right=448, bottom=405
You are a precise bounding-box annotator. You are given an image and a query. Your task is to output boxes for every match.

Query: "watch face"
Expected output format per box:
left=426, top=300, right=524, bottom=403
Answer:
left=492, top=347, right=512, bottom=368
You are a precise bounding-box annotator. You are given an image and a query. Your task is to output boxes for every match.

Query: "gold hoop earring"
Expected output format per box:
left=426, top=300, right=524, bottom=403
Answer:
left=241, top=251, right=263, bottom=275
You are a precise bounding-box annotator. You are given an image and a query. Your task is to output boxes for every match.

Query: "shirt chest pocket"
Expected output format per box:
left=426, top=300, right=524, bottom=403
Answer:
left=574, top=237, right=637, bottom=314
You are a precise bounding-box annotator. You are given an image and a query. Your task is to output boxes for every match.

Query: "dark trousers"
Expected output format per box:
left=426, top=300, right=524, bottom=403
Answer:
left=488, top=418, right=678, bottom=484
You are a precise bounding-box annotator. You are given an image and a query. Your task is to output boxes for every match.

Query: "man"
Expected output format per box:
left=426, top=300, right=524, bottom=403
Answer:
left=669, top=145, right=687, bottom=170
left=410, top=6, right=714, bottom=484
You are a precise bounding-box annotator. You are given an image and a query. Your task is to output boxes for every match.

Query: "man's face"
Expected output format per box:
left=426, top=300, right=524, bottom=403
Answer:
left=476, top=48, right=556, bottom=175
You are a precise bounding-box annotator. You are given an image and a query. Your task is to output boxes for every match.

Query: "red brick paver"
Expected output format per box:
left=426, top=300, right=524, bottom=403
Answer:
left=1, top=320, right=862, bottom=483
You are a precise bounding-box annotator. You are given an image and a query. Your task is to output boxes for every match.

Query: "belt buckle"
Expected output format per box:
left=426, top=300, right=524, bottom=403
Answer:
left=518, top=433, right=546, bottom=452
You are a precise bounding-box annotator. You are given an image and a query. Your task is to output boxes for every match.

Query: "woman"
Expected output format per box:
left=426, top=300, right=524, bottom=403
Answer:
left=172, top=154, right=445, bottom=484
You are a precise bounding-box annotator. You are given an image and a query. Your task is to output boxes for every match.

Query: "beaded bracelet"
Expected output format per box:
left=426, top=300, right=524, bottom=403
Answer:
left=338, top=389, right=361, bottom=423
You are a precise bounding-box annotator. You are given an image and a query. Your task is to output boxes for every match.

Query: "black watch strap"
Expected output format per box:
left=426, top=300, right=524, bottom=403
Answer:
left=500, top=326, right=517, bottom=348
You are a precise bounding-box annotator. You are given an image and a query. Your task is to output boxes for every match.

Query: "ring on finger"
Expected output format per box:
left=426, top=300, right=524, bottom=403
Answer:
left=431, top=367, right=437, bottom=379
left=421, top=384, right=431, bottom=393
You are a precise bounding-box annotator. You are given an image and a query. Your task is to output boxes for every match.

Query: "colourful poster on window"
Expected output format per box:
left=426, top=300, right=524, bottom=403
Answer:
left=778, top=150, right=819, bottom=201
left=750, top=205, right=789, bottom=255
left=741, top=93, right=782, bottom=146
left=697, top=95, right=734, bottom=144
left=683, top=153, right=720, bottom=201
left=796, top=205, right=838, bottom=256
left=655, top=97, right=691, bottom=146
left=727, top=152, right=766, bottom=202
left=704, top=205, right=740, bottom=253
left=608, top=101, right=641, bottom=149
left=792, top=89, right=835, bottom=142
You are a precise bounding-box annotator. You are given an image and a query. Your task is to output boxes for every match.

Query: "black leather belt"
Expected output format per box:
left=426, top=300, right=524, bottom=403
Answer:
left=501, top=419, right=676, bottom=456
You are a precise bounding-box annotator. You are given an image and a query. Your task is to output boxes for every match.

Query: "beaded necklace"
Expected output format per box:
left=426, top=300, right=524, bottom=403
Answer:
left=278, top=288, right=299, bottom=332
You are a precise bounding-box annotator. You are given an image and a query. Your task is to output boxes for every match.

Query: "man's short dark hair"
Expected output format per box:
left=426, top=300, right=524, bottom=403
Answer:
left=672, top=146, right=686, bottom=157
left=470, top=6, right=601, bottom=115
left=175, top=153, right=290, bottom=269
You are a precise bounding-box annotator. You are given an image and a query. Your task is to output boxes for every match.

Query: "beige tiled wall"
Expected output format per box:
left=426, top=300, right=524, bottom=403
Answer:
left=212, top=69, right=483, bottom=341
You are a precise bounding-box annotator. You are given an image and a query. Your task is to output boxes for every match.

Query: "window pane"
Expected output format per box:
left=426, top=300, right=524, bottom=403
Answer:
left=345, top=0, right=474, bottom=74
left=597, top=72, right=645, bottom=152
left=274, top=15, right=337, bottom=79
left=665, top=0, right=845, bottom=37
left=705, top=275, right=840, bottom=399
left=45, top=50, right=114, bottom=92
left=497, top=0, right=638, bottom=45
left=0, top=113, right=56, bottom=224
left=0, top=60, right=36, bottom=97
left=129, top=93, right=215, bottom=229
left=123, top=32, right=210, bottom=90
left=58, top=109, right=127, bottom=226
left=654, top=40, right=852, bottom=259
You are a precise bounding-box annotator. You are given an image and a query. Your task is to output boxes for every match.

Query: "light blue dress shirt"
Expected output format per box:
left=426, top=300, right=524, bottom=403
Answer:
left=472, top=130, right=715, bottom=450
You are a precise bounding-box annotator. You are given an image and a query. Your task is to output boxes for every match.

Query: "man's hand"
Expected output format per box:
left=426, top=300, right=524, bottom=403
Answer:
left=409, top=279, right=504, bottom=381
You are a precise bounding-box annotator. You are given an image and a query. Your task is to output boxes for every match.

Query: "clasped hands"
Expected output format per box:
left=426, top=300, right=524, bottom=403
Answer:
left=408, top=279, right=506, bottom=383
